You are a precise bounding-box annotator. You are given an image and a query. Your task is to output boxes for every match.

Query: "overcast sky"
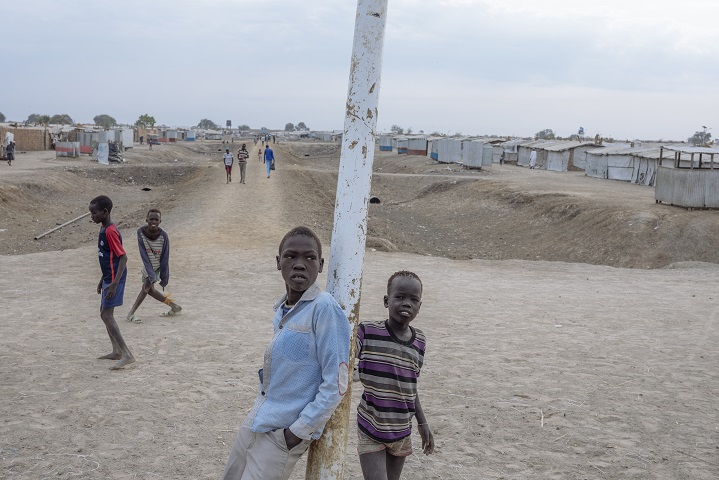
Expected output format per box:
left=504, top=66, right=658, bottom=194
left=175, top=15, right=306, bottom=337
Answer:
left=4, top=0, right=717, bottom=140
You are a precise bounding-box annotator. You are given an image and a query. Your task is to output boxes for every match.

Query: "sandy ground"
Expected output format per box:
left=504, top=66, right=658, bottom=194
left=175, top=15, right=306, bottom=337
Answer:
left=1, top=142, right=719, bottom=479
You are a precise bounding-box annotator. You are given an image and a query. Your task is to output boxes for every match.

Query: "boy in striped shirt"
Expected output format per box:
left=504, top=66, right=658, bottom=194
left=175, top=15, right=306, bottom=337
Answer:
left=356, top=271, right=435, bottom=479
left=126, top=209, right=182, bottom=323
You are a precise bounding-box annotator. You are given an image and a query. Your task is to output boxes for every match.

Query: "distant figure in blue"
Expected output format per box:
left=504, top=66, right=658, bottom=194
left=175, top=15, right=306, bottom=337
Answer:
left=264, top=145, right=275, bottom=178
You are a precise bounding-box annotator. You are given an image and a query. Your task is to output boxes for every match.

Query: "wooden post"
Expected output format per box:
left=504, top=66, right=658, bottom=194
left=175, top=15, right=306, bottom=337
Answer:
left=305, top=1, right=388, bottom=479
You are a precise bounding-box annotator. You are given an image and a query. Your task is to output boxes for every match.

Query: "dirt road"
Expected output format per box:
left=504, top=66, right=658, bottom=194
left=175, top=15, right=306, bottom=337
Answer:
left=1, top=142, right=718, bottom=479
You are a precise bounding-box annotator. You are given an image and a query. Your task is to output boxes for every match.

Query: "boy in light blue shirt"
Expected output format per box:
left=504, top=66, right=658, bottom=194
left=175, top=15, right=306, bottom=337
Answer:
left=222, top=226, right=351, bottom=480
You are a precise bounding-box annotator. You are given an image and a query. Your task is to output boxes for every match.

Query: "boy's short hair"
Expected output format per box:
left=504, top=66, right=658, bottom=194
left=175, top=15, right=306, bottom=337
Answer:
left=90, top=195, right=113, bottom=213
left=147, top=208, right=161, bottom=218
left=279, top=226, right=322, bottom=258
left=387, top=270, right=423, bottom=295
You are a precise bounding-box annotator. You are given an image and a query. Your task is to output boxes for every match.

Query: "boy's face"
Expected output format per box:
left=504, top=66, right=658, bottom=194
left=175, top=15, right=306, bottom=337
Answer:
left=146, top=212, right=161, bottom=232
left=384, top=276, right=422, bottom=326
left=277, top=235, right=324, bottom=295
left=88, top=203, right=108, bottom=224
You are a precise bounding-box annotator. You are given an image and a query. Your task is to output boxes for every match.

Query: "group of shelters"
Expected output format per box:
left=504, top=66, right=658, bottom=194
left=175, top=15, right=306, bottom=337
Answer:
left=377, top=133, right=719, bottom=208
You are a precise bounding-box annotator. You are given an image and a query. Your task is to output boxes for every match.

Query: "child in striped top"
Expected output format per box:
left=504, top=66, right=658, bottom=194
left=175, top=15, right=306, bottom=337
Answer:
left=126, top=209, right=182, bottom=323
left=356, top=271, right=434, bottom=479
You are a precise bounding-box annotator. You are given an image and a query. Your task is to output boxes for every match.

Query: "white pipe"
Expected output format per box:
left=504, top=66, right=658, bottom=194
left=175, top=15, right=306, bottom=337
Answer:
left=34, top=212, right=91, bottom=240
left=305, top=1, right=388, bottom=479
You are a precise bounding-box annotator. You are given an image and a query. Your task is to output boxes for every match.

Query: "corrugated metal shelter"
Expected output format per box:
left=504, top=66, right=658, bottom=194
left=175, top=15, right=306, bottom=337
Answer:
left=407, top=137, right=428, bottom=156
left=584, top=146, right=667, bottom=186
left=517, top=140, right=551, bottom=167
left=116, top=128, right=133, bottom=149
left=462, top=141, right=484, bottom=168
left=500, top=139, right=525, bottom=163
left=186, top=130, right=196, bottom=141
left=379, top=135, right=392, bottom=151
left=543, top=141, right=596, bottom=172
left=655, top=147, right=719, bottom=207
left=396, top=137, right=408, bottom=154
left=570, top=144, right=603, bottom=170
left=76, top=131, right=95, bottom=154
left=463, top=140, right=495, bottom=169
left=167, top=129, right=178, bottom=142
left=55, top=142, right=80, bottom=157
left=425, top=137, right=443, bottom=160
left=436, top=138, right=464, bottom=163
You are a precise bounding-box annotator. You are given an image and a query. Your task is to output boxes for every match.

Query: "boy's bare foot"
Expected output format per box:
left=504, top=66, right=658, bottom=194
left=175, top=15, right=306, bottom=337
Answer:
left=110, top=355, right=136, bottom=370
left=171, top=304, right=182, bottom=313
left=98, top=352, right=122, bottom=360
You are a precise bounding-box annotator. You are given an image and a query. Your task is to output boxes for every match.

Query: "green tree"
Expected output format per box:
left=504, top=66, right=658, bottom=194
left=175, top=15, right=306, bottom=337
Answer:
left=197, top=118, right=219, bottom=130
left=285, top=123, right=295, bottom=132
left=238, top=124, right=250, bottom=131
left=93, top=114, right=117, bottom=129
left=26, top=113, right=45, bottom=124
left=296, top=122, right=308, bottom=131
left=0, top=112, right=5, bottom=122
left=49, top=114, right=73, bottom=125
left=135, top=114, right=156, bottom=128
left=390, top=124, right=404, bottom=135
left=36, top=115, right=51, bottom=125
left=535, top=129, right=555, bottom=140
left=689, top=130, right=712, bottom=146
left=406, top=127, right=413, bottom=135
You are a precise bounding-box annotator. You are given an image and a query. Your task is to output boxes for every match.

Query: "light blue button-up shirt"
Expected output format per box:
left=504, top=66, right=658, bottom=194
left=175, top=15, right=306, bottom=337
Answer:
left=244, top=282, right=351, bottom=440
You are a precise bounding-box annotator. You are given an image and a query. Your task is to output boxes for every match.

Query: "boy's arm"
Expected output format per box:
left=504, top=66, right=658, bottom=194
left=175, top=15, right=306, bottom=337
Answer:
left=137, top=229, right=158, bottom=284
left=415, top=393, right=435, bottom=454
left=158, top=230, right=170, bottom=288
left=288, top=301, right=351, bottom=440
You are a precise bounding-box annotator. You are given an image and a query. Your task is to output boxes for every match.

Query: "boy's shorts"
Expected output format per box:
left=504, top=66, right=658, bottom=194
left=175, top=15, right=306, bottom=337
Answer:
left=101, top=278, right=126, bottom=309
left=141, top=268, right=161, bottom=285
left=357, top=429, right=412, bottom=457
left=225, top=165, right=232, bottom=173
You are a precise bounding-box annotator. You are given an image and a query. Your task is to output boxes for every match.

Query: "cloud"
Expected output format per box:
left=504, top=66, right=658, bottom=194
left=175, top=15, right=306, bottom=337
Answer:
left=2, top=0, right=716, bottom=139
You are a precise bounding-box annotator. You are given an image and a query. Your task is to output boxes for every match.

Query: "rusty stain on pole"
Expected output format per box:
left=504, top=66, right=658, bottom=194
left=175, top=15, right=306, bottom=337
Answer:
left=305, top=1, right=388, bottom=479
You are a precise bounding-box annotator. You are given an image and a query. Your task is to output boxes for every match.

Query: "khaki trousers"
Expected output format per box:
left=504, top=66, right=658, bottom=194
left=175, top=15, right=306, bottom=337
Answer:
left=221, top=425, right=311, bottom=480
left=238, top=161, right=247, bottom=183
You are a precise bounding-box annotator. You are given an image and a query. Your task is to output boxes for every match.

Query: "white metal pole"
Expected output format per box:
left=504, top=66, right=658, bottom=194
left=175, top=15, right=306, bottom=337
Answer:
left=305, top=1, right=388, bottom=479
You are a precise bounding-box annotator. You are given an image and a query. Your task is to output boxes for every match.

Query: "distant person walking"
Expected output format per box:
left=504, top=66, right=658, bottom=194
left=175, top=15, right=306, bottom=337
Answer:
left=224, top=148, right=234, bottom=183
left=237, top=144, right=249, bottom=184
left=529, top=149, right=537, bottom=169
left=264, top=145, right=275, bottom=178
left=6, top=141, right=15, bottom=166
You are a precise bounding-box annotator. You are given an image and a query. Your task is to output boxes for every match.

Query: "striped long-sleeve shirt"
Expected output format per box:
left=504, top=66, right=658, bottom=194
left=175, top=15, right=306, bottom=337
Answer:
left=356, top=320, right=426, bottom=443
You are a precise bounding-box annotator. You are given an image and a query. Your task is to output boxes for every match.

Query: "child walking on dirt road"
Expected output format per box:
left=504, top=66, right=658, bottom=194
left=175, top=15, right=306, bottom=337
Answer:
left=223, top=148, right=234, bottom=183
left=356, top=270, right=434, bottom=479
left=126, top=209, right=182, bottom=324
left=89, top=195, right=135, bottom=370
left=237, top=144, right=249, bottom=184
left=221, top=226, right=351, bottom=480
